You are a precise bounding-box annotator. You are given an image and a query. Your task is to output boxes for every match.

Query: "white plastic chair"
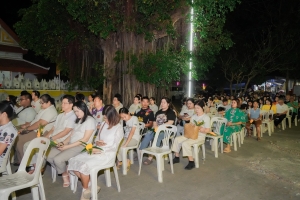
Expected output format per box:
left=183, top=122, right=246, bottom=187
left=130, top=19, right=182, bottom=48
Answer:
left=0, top=137, right=50, bottom=200
left=269, top=110, right=275, bottom=132
left=51, top=130, right=97, bottom=183
left=286, top=107, right=293, bottom=128
left=206, top=117, right=227, bottom=158
left=191, top=140, right=206, bottom=168
left=237, top=127, right=246, bottom=145
left=230, top=131, right=239, bottom=151
left=138, top=125, right=177, bottom=183
left=0, top=138, right=16, bottom=200
left=121, top=122, right=145, bottom=175
left=71, top=155, right=121, bottom=199
left=261, top=110, right=272, bottom=136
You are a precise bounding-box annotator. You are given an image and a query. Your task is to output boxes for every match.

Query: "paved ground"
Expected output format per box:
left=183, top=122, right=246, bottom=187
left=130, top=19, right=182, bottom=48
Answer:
left=8, top=124, right=300, bottom=200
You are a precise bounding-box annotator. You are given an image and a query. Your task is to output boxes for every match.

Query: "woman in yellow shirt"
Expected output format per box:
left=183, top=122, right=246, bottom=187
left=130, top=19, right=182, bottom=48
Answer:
left=261, top=98, right=276, bottom=115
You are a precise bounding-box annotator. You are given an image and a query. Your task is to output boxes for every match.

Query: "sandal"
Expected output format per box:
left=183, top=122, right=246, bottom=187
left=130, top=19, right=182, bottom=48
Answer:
left=257, top=137, right=261, bottom=141
left=223, top=148, right=231, bottom=153
left=62, top=175, right=70, bottom=187
left=143, top=158, right=153, bottom=165
left=117, top=161, right=122, bottom=170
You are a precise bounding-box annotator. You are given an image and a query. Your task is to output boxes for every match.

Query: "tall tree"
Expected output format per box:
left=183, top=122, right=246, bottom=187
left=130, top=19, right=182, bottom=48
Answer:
left=15, top=0, right=240, bottom=106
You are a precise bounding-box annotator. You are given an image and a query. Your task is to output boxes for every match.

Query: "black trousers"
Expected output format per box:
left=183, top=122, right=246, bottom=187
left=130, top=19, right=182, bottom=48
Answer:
left=274, top=114, right=286, bottom=126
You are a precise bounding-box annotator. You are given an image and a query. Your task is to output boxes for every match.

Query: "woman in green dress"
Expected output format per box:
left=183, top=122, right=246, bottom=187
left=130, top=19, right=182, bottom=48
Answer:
left=223, top=98, right=246, bottom=153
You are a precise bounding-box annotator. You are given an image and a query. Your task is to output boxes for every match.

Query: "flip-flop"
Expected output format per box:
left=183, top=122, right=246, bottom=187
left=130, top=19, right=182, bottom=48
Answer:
left=143, top=158, right=153, bottom=165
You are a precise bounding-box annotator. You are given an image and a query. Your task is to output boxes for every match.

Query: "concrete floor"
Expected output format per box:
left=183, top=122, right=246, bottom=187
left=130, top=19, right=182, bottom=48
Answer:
left=9, top=125, right=300, bottom=200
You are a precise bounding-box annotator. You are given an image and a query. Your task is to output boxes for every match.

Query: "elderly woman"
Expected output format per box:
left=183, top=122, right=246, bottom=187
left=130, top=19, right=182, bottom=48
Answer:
left=68, top=105, right=123, bottom=200
left=47, top=101, right=96, bottom=187
left=223, top=98, right=246, bottom=153
left=0, top=101, right=18, bottom=168
left=171, top=100, right=211, bottom=170
left=16, top=94, right=57, bottom=164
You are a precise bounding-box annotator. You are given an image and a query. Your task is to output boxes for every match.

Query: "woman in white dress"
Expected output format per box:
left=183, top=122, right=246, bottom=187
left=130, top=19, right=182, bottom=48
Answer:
left=116, top=107, right=140, bottom=170
left=171, top=100, right=211, bottom=170
left=68, top=105, right=123, bottom=200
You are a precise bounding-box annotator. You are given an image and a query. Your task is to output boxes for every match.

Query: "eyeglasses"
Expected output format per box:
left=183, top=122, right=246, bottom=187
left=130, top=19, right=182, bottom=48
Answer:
left=40, top=101, right=46, bottom=104
left=19, top=98, right=26, bottom=101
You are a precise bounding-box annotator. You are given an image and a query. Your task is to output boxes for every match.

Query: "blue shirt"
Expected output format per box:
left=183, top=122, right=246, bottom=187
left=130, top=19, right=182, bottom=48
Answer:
left=248, top=108, right=260, bottom=119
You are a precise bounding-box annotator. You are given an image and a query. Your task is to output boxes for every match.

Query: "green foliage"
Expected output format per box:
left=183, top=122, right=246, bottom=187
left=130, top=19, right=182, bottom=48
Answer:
left=86, top=62, right=105, bottom=89
left=191, top=0, right=240, bottom=74
left=14, top=0, right=77, bottom=62
left=59, top=0, right=183, bottom=40
left=132, top=48, right=190, bottom=89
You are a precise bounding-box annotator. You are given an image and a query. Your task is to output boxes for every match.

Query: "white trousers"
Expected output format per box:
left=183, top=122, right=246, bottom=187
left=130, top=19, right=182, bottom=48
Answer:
left=171, top=136, right=205, bottom=157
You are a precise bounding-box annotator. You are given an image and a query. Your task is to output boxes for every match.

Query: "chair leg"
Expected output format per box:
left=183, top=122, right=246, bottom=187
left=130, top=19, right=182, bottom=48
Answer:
left=156, top=156, right=163, bottom=183
left=214, top=138, right=218, bottom=158
left=267, top=123, right=271, bottom=136
left=122, top=148, right=128, bottom=175
left=237, top=133, right=241, bottom=147
left=31, top=186, right=39, bottom=200
left=90, top=170, right=98, bottom=200
left=220, top=138, right=224, bottom=154
left=138, top=152, right=144, bottom=175
left=168, top=153, right=174, bottom=174
left=6, top=161, right=17, bottom=199
left=38, top=174, right=46, bottom=200
left=193, top=146, right=199, bottom=168
left=288, top=118, right=292, bottom=128
left=104, top=168, right=112, bottom=187
left=70, top=173, right=78, bottom=193
left=113, top=164, right=121, bottom=192
left=202, top=144, right=206, bottom=160
left=233, top=134, right=237, bottom=151
left=161, top=156, right=165, bottom=171
left=129, top=149, right=134, bottom=164
left=51, top=166, right=56, bottom=183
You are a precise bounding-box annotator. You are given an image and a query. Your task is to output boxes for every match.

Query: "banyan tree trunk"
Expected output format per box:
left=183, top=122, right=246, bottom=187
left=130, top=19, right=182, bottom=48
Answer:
left=101, top=32, right=170, bottom=107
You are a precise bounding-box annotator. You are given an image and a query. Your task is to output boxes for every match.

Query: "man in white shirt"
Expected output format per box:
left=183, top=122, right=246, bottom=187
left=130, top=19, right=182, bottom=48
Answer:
left=44, top=95, right=76, bottom=142
left=31, top=90, right=41, bottom=113
left=13, top=92, right=36, bottom=126
left=274, top=98, right=288, bottom=127
left=218, top=99, right=231, bottom=111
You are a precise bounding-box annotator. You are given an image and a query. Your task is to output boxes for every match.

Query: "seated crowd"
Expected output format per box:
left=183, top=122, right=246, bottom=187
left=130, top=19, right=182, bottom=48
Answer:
left=0, top=90, right=299, bottom=200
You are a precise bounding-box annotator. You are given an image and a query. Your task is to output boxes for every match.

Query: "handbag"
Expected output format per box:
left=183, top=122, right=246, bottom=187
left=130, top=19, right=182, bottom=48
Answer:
left=184, top=123, right=200, bottom=140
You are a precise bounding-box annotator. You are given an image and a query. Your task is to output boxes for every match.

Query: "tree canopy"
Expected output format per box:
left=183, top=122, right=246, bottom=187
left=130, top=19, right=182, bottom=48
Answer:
left=15, top=0, right=240, bottom=105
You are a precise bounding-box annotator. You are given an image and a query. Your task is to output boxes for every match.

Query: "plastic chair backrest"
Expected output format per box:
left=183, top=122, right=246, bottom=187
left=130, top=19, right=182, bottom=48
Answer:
left=151, top=125, right=177, bottom=149
left=269, top=110, right=274, bottom=119
left=139, top=122, right=145, bottom=134
left=260, top=110, right=267, bottom=120
left=0, top=136, right=17, bottom=173
left=210, top=117, right=227, bottom=135
left=289, top=107, right=294, bottom=115
left=18, top=137, right=50, bottom=179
